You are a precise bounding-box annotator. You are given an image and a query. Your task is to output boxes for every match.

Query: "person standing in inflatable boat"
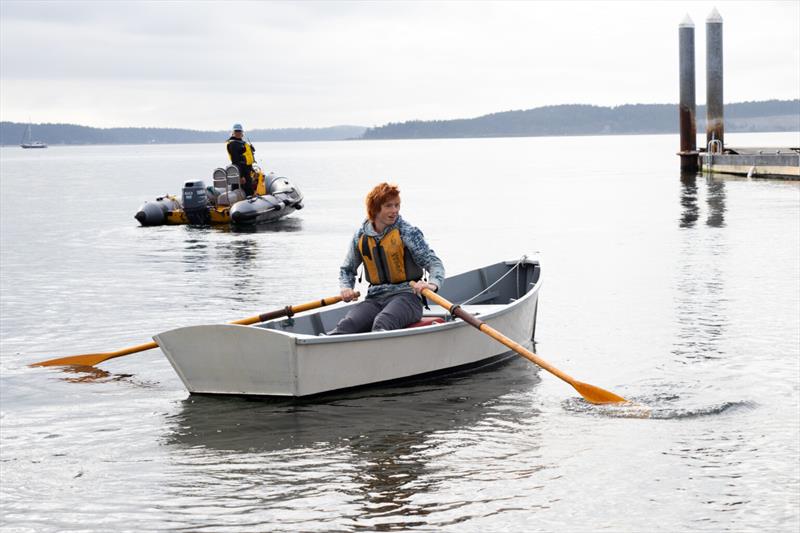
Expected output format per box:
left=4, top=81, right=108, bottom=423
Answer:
left=226, top=123, right=256, bottom=196
left=328, top=182, right=444, bottom=335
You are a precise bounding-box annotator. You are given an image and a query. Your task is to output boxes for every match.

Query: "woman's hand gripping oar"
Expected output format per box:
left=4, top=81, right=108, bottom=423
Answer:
left=31, top=293, right=359, bottom=368
left=412, top=282, right=627, bottom=405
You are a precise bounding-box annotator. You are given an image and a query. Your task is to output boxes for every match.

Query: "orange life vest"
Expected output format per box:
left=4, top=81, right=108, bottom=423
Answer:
left=358, top=228, right=424, bottom=285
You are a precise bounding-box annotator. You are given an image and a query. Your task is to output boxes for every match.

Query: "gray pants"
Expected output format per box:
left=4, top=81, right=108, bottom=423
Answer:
left=328, top=292, right=423, bottom=335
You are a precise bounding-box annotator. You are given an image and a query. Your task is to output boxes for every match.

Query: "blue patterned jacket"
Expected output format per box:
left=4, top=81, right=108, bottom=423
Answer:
left=339, top=216, right=445, bottom=299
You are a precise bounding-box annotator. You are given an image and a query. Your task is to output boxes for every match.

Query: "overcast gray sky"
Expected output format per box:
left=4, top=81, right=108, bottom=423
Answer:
left=1, top=0, right=798, bottom=130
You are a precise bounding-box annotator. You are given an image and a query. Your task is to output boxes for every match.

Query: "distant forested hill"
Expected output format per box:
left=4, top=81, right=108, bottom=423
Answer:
left=0, top=123, right=367, bottom=146
left=361, top=100, right=800, bottom=140
left=2, top=100, right=797, bottom=145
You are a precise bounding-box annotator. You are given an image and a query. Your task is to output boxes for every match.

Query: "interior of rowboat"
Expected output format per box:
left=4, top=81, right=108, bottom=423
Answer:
left=258, top=258, right=541, bottom=336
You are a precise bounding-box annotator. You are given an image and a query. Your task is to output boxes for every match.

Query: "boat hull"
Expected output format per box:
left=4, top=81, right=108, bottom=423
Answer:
left=20, top=124, right=47, bottom=148
left=134, top=195, right=183, bottom=226
left=154, top=257, right=541, bottom=397
left=229, top=191, right=304, bottom=225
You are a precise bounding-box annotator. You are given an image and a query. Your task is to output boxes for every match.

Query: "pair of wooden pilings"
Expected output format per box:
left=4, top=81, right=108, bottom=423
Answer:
left=678, top=8, right=724, bottom=172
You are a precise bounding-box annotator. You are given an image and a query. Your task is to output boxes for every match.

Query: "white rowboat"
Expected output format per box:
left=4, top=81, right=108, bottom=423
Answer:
left=154, top=255, right=541, bottom=397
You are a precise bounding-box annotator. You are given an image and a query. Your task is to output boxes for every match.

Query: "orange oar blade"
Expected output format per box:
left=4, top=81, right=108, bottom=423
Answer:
left=572, top=380, right=628, bottom=405
left=30, top=341, right=159, bottom=368
left=30, top=292, right=356, bottom=369
left=413, top=282, right=630, bottom=406
left=31, top=353, right=117, bottom=368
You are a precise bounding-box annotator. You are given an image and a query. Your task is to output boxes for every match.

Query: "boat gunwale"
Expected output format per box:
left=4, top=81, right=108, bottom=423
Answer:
left=270, top=256, right=542, bottom=345
left=154, top=255, right=541, bottom=348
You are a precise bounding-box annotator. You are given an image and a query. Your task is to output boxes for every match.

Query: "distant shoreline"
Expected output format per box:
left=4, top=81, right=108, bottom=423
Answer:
left=2, top=99, right=797, bottom=146
left=2, top=130, right=797, bottom=150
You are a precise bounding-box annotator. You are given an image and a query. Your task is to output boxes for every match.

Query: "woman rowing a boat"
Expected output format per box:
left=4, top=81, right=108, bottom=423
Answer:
left=327, top=182, right=445, bottom=335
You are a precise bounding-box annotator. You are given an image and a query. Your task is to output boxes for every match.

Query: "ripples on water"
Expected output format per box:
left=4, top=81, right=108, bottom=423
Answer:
left=1, top=133, right=799, bottom=532
left=156, top=361, right=545, bottom=532
left=562, top=395, right=757, bottom=419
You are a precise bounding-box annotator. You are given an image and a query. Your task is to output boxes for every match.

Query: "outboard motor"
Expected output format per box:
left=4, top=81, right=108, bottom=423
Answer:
left=182, top=180, right=210, bottom=224
left=134, top=195, right=181, bottom=226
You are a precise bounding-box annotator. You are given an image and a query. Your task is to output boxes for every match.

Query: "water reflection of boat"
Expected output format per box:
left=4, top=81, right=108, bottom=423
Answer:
left=154, top=257, right=541, bottom=397
left=226, top=217, right=304, bottom=234
left=162, top=357, right=544, bottom=530
left=164, top=356, right=542, bottom=454
left=20, top=123, right=47, bottom=149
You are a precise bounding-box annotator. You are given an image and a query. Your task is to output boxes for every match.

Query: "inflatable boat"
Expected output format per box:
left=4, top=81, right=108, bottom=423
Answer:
left=134, top=165, right=304, bottom=227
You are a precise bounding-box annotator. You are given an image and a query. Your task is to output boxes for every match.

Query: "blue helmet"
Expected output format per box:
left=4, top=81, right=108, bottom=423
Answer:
left=232, top=123, right=243, bottom=132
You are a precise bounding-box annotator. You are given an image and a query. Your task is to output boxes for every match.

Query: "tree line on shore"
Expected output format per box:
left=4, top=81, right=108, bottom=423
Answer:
left=0, top=124, right=367, bottom=146
left=2, top=99, right=797, bottom=145
left=362, top=100, right=799, bottom=139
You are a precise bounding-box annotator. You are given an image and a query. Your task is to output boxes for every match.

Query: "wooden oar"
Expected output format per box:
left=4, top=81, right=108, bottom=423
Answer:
left=413, top=283, right=627, bottom=405
left=31, top=293, right=357, bottom=368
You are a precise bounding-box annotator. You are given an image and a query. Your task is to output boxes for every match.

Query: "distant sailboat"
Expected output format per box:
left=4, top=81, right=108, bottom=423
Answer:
left=20, top=123, right=47, bottom=149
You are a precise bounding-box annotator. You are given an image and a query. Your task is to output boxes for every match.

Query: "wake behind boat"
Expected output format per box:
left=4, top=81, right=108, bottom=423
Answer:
left=154, top=256, right=541, bottom=397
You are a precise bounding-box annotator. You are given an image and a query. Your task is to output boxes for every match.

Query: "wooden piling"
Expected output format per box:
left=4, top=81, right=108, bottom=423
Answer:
left=706, top=8, right=724, bottom=149
left=678, top=15, right=698, bottom=171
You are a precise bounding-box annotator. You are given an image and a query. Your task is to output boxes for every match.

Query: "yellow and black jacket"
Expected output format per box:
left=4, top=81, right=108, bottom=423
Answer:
left=226, top=137, right=255, bottom=166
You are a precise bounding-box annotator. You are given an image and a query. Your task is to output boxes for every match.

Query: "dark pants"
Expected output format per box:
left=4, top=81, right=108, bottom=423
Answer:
left=328, top=292, right=423, bottom=335
left=235, top=164, right=255, bottom=196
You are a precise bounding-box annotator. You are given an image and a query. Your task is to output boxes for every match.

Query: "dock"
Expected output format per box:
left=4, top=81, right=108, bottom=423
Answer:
left=677, top=9, right=799, bottom=180
left=701, top=147, right=800, bottom=179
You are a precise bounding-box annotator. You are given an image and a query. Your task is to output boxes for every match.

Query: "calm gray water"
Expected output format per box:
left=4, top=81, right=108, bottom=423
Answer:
left=1, top=133, right=799, bottom=532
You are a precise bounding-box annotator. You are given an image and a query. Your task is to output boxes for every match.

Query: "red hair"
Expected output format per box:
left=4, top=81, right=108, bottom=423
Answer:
left=365, top=182, right=400, bottom=221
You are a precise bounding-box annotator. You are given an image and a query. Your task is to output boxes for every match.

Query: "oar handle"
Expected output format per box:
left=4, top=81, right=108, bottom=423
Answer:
left=232, top=292, right=360, bottom=326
